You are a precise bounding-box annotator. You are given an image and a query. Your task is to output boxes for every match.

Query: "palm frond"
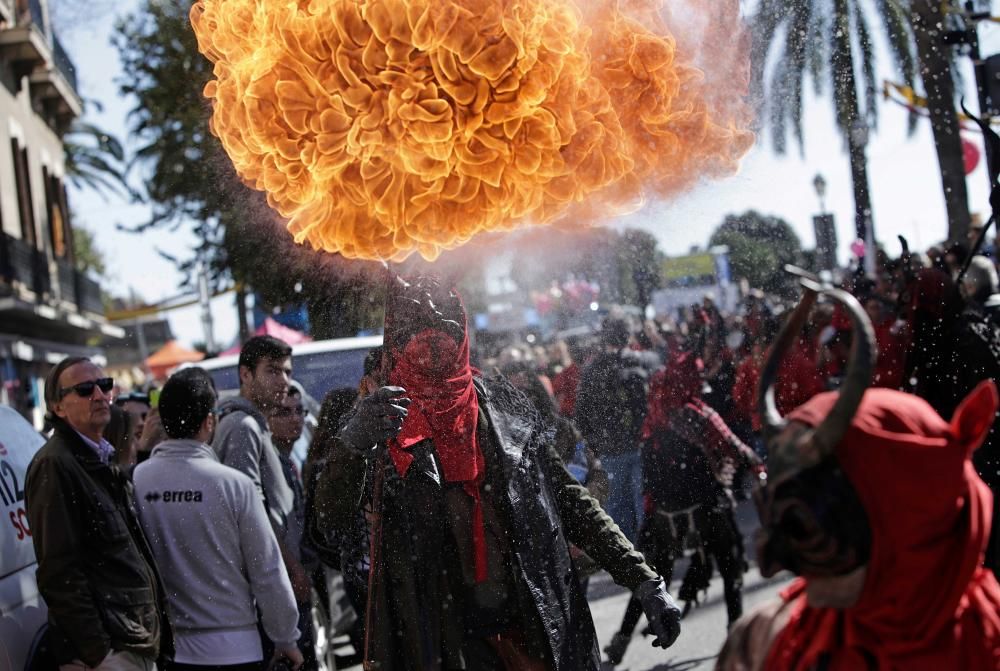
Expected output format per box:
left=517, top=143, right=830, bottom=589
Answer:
left=785, top=0, right=814, bottom=153
left=809, top=12, right=827, bottom=96
left=829, top=0, right=856, bottom=139
left=750, top=0, right=791, bottom=100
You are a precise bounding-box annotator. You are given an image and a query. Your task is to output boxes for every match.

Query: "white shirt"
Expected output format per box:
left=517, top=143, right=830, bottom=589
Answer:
left=173, top=630, right=263, bottom=665
left=74, top=429, right=116, bottom=464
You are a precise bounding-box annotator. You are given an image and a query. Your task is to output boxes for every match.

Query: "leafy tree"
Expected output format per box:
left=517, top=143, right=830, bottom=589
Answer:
left=752, top=0, right=918, bottom=250
left=113, top=0, right=383, bottom=338
left=616, top=229, right=663, bottom=311
left=709, top=211, right=802, bottom=294
left=71, top=224, right=107, bottom=278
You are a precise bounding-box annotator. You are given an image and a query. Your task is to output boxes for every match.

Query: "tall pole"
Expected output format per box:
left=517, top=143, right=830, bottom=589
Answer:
left=967, top=3, right=996, bottom=189
left=198, top=259, right=216, bottom=353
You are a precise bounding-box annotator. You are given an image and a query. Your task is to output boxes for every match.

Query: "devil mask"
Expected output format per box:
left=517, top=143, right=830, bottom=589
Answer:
left=754, top=268, right=876, bottom=580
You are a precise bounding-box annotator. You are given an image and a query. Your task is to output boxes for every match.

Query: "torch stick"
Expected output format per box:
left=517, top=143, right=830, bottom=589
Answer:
left=362, top=261, right=395, bottom=670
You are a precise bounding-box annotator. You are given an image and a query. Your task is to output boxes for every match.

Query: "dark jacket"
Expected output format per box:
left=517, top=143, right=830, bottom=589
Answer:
left=575, top=348, right=659, bottom=457
left=24, top=420, right=173, bottom=666
left=313, top=375, right=656, bottom=671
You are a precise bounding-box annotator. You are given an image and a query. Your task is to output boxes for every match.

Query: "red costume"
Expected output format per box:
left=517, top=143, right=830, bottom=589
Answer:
left=719, top=268, right=1000, bottom=671
left=767, top=384, right=1000, bottom=670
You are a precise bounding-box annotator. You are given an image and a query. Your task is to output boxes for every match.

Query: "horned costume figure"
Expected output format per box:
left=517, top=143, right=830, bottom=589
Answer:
left=311, top=275, right=681, bottom=671
left=717, top=269, right=1000, bottom=671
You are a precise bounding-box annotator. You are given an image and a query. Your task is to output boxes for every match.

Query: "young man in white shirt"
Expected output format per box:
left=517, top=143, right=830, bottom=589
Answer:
left=134, top=367, right=302, bottom=671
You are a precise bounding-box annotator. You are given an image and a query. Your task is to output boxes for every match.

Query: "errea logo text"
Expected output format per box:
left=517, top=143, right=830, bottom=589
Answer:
left=145, top=490, right=203, bottom=503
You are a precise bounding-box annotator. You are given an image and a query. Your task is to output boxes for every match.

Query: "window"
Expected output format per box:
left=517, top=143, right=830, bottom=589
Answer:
left=43, top=167, right=65, bottom=258
left=11, top=139, right=35, bottom=247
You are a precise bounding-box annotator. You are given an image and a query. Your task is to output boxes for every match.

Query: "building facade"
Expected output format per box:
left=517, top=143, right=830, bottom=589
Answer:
left=0, top=0, right=121, bottom=428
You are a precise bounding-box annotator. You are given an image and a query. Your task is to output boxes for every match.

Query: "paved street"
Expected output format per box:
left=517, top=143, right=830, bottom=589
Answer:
left=586, top=500, right=791, bottom=670
left=587, top=555, right=791, bottom=670
left=335, top=500, right=791, bottom=670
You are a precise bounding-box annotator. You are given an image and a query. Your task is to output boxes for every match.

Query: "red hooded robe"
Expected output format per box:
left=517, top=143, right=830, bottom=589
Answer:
left=765, top=383, right=1000, bottom=670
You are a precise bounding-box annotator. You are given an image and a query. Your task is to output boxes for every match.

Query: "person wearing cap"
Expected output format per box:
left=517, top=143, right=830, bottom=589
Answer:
left=25, top=357, right=173, bottom=670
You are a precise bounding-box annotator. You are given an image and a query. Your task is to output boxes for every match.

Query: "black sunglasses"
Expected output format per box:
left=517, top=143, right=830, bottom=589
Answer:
left=59, top=377, right=115, bottom=400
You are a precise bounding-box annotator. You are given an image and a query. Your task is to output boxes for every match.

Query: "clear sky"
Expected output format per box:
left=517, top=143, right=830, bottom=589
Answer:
left=56, top=1, right=1000, bottom=348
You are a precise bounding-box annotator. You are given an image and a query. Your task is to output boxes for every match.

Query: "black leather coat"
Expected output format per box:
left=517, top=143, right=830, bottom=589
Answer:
left=313, top=375, right=655, bottom=671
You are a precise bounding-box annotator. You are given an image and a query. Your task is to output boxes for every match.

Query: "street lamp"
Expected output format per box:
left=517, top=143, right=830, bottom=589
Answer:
left=813, top=173, right=827, bottom=215
left=812, top=173, right=837, bottom=272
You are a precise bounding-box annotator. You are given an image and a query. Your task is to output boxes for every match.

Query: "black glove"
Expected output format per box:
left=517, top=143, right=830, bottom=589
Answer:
left=637, top=577, right=682, bottom=649
left=337, top=386, right=410, bottom=456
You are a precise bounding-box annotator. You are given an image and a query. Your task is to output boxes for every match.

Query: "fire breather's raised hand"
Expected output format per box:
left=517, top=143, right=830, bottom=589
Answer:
left=338, top=386, right=410, bottom=456
left=637, top=577, right=682, bottom=650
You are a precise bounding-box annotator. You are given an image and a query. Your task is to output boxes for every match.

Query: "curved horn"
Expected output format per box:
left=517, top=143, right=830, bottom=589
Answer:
left=757, top=272, right=819, bottom=442
left=807, top=287, right=876, bottom=461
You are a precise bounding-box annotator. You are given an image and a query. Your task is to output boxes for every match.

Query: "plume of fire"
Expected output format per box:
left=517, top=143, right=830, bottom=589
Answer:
left=191, top=0, right=754, bottom=262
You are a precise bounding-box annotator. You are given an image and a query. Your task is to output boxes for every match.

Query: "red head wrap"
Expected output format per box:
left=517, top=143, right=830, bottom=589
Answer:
left=387, top=318, right=488, bottom=581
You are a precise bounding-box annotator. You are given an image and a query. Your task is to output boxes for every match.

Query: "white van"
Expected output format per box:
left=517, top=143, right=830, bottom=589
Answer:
left=0, top=405, right=48, bottom=669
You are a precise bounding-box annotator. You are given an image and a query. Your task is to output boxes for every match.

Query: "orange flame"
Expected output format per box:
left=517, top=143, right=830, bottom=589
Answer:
left=191, top=0, right=754, bottom=261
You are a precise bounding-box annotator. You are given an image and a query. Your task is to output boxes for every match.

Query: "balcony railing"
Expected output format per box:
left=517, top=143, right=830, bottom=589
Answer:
left=1, top=0, right=81, bottom=123
left=1, top=232, right=36, bottom=288
left=51, top=34, right=76, bottom=93
left=56, top=257, right=74, bottom=302
left=0, top=233, right=108, bottom=317
left=74, top=271, right=103, bottom=315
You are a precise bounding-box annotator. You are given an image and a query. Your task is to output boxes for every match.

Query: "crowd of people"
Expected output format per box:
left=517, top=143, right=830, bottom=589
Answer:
left=20, top=247, right=1000, bottom=670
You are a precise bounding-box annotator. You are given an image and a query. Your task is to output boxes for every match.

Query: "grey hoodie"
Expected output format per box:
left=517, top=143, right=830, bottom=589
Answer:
left=133, top=439, right=299, bottom=647
left=212, top=396, right=295, bottom=542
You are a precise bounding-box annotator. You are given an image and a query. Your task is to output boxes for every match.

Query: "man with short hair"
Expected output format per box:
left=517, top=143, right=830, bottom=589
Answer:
left=134, top=368, right=302, bottom=671
left=268, top=384, right=318, bottom=670
left=212, top=336, right=311, bottom=646
left=25, top=357, right=172, bottom=670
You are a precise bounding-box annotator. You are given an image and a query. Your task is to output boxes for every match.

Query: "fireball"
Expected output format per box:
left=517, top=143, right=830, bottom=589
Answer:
left=191, top=0, right=754, bottom=261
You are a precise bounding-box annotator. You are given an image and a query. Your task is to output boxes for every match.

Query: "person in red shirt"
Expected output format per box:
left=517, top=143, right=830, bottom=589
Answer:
left=552, top=338, right=589, bottom=417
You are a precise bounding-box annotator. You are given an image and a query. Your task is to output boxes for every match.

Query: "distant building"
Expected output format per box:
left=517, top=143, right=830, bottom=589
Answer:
left=0, top=0, right=122, bottom=428
left=652, top=246, right=737, bottom=318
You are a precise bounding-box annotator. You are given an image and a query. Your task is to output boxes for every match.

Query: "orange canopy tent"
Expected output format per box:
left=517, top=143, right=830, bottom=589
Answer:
left=145, top=340, right=205, bottom=381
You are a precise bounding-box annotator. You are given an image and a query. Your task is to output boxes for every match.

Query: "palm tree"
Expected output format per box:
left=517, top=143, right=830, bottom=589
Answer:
left=911, top=0, right=971, bottom=243
left=752, top=0, right=918, bottom=257
left=63, top=101, right=131, bottom=198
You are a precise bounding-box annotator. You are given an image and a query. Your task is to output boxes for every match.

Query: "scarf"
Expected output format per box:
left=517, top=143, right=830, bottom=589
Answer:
left=388, top=327, right=488, bottom=582
left=766, top=383, right=1000, bottom=670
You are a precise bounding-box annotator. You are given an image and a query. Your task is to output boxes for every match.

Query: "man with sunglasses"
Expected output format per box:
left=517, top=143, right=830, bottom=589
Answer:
left=25, top=357, right=173, bottom=670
